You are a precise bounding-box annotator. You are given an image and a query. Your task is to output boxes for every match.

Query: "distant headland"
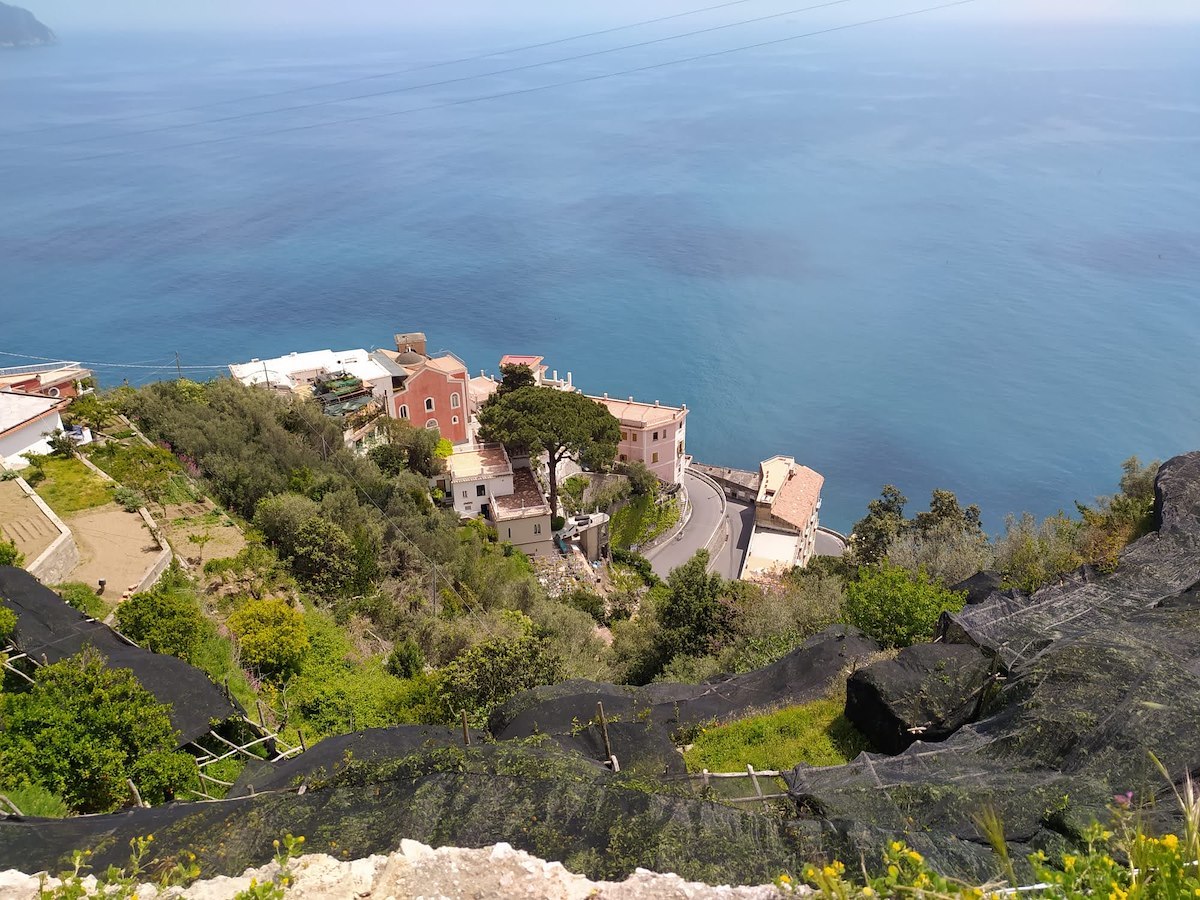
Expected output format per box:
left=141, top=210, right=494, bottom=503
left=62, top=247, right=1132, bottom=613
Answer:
left=0, top=2, right=54, bottom=47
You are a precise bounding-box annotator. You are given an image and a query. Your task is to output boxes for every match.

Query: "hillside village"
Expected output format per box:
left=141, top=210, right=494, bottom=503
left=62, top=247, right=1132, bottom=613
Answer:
left=222, top=331, right=841, bottom=583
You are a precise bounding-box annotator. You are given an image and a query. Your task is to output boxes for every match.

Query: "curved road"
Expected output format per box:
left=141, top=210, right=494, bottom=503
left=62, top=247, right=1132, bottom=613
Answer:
left=647, top=471, right=729, bottom=579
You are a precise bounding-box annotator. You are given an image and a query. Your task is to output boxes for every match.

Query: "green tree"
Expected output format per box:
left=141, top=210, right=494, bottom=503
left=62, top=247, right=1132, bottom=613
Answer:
left=478, top=386, right=620, bottom=516
left=44, top=428, right=77, bottom=458
left=434, top=611, right=564, bottom=726
left=63, top=394, right=112, bottom=434
left=657, top=550, right=731, bottom=662
left=0, top=538, right=24, bottom=568
left=0, top=648, right=196, bottom=813
left=494, top=363, right=537, bottom=397
left=377, top=418, right=445, bottom=478
left=842, top=562, right=966, bottom=648
left=851, top=485, right=908, bottom=567
left=622, top=460, right=659, bottom=497
left=290, top=517, right=356, bottom=595
left=1119, top=455, right=1160, bottom=504
left=228, top=597, right=309, bottom=679
left=254, top=492, right=320, bottom=556
left=117, top=445, right=179, bottom=516
left=115, top=575, right=206, bottom=661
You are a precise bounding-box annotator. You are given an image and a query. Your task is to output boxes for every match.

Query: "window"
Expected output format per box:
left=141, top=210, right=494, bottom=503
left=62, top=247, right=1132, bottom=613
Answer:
left=619, top=454, right=627, bottom=462
left=426, top=419, right=438, bottom=430
left=452, top=415, right=459, bottom=425
left=450, top=393, right=461, bottom=409
left=425, top=397, right=435, bottom=412
left=620, top=430, right=628, bottom=441
left=653, top=431, right=659, bottom=441
left=476, top=484, right=486, bottom=497
left=398, top=404, right=409, bottom=419
left=507, top=528, right=512, bottom=539
left=652, top=452, right=659, bottom=464
left=631, top=433, right=637, bottom=442
left=533, top=523, right=542, bottom=535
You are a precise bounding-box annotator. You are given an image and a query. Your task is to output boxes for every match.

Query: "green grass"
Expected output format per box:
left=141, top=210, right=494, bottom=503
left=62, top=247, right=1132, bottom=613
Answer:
left=611, top=494, right=681, bottom=550
left=32, top=456, right=113, bottom=514
left=0, top=782, right=69, bottom=818
left=682, top=698, right=870, bottom=772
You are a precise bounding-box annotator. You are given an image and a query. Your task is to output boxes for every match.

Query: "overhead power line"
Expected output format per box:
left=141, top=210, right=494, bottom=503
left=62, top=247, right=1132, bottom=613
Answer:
left=66, top=0, right=981, bottom=166
left=0, top=349, right=227, bottom=371
left=2, top=0, right=771, bottom=140
left=38, top=0, right=859, bottom=151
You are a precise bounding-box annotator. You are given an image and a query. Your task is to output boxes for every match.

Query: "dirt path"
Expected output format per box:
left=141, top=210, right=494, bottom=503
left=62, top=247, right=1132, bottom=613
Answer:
left=65, top=505, right=160, bottom=595
left=0, top=479, right=57, bottom=562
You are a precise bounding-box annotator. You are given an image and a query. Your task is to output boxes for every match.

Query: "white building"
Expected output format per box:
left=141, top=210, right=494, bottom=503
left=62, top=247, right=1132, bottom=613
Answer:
left=443, top=442, right=515, bottom=517
left=0, top=390, right=67, bottom=469
left=229, top=349, right=395, bottom=409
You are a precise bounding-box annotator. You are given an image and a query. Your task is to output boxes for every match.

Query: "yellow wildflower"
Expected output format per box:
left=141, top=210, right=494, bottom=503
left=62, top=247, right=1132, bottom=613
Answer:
left=779, top=875, right=792, bottom=884
left=887, top=865, right=899, bottom=878
left=890, top=841, right=904, bottom=853
left=907, top=850, right=924, bottom=864
left=1063, top=855, right=1077, bottom=870
left=862, top=888, right=876, bottom=897
left=1162, top=834, right=1179, bottom=851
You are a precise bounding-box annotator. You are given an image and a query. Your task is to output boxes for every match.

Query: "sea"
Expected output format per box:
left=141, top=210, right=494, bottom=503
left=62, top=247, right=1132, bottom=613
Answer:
left=2, top=15, right=1198, bottom=533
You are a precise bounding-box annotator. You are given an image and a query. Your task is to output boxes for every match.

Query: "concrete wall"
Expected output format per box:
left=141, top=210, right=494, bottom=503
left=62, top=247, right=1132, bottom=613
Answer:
left=451, top=471, right=513, bottom=517
left=11, top=475, right=81, bottom=585
left=496, top=513, right=554, bottom=558
left=0, top=411, right=64, bottom=468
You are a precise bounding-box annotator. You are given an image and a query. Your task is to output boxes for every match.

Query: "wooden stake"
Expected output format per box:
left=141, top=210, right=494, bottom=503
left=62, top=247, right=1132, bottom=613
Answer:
left=0, top=794, right=24, bottom=817
left=256, top=699, right=267, bottom=728
left=596, top=701, right=612, bottom=762
left=127, top=779, right=146, bottom=809
left=461, top=709, right=471, bottom=746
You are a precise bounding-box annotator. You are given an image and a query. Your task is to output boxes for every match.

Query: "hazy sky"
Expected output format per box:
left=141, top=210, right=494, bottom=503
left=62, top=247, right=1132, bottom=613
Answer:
left=27, top=0, right=1200, bottom=33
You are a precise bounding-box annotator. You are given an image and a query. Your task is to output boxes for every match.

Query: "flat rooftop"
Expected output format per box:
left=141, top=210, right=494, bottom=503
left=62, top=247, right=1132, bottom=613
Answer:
left=491, top=468, right=549, bottom=521
left=589, top=394, right=686, bottom=428
left=741, top=527, right=801, bottom=581
left=0, top=390, right=63, bottom=436
left=229, top=349, right=389, bottom=390
left=447, top=442, right=512, bottom=481
left=499, top=355, right=545, bottom=370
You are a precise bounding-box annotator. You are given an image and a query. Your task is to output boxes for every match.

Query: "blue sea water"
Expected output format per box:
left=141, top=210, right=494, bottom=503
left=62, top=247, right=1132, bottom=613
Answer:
left=2, top=17, right=1198, bottom=533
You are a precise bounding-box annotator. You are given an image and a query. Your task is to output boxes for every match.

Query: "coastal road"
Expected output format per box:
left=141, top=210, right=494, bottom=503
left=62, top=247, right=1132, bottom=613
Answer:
left=647, top=470, right=725, bottom=579
left=713, top=498, right=754, bottom=579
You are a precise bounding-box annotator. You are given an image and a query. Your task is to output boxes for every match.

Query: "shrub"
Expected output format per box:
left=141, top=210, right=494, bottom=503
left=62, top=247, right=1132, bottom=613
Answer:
left=228, top=597, right=309, bottom=680
left=563, top=587, right=607, bottom=624
left=113, top=485, right=146, bottom=512
left=386, top=638, right=426, bottom=679
left=434, top=611, right=564, bottom=727
left=0, top=647, right=197, bottom=813
left=0, top=537, right=24, bottom=568
left=611, top=548, right=660, bottom=586
left=54, top=582, right=105, bottom=618
left=289, top=517, right=356, bottom=596
left=0, top=605, right=15, bottom=640
left=0, top=781, right=69, bottom=818
left=115, top=570, right=206, bottom=661
left=843, top=562, right=966, bottom=648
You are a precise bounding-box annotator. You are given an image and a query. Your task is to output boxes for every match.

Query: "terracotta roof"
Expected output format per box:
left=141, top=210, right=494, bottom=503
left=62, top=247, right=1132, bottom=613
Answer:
left=588, top=395, right=685, bottom=428
left=499, top=355, right=545, bottom=370
left=758, top=457, right=823, bottom=532
left=425, top=354, right=467, bottom=376
left=446, top=443, right=512, bottom=481
left=490, top=467, right=550, bottom=521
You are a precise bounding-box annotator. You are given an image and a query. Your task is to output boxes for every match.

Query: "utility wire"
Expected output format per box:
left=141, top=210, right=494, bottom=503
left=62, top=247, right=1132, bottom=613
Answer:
left=66, top=0, right=980, bottom=166
left=2, top=0, right=771, bottom=139
left=0, top=349, right=227, bottom=370
left=40, top=0, right=860, bottom=150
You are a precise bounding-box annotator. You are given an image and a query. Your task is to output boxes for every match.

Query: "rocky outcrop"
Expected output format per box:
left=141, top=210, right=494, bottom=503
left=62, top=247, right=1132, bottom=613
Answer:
left=0, top=3, right=54, bottom=47
left=787, top=451, right=1200, bottom=880
left=0, top=841, right=792, bottom=899
left=844, top=643, right=995, bottom=754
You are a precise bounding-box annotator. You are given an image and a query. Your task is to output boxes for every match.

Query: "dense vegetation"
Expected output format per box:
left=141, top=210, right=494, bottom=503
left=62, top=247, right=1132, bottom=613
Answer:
left=0, top=376, right=1162, bottom=826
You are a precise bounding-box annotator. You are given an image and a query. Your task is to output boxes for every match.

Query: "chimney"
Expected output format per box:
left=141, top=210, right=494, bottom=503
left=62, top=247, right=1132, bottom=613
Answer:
left=603, top=392, right=609, bottom=399
left=394, top=332, right=428, bottom=356
left=654, top=400, right=660, bottom=406
left=628, top=396, right=634, bottom=402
